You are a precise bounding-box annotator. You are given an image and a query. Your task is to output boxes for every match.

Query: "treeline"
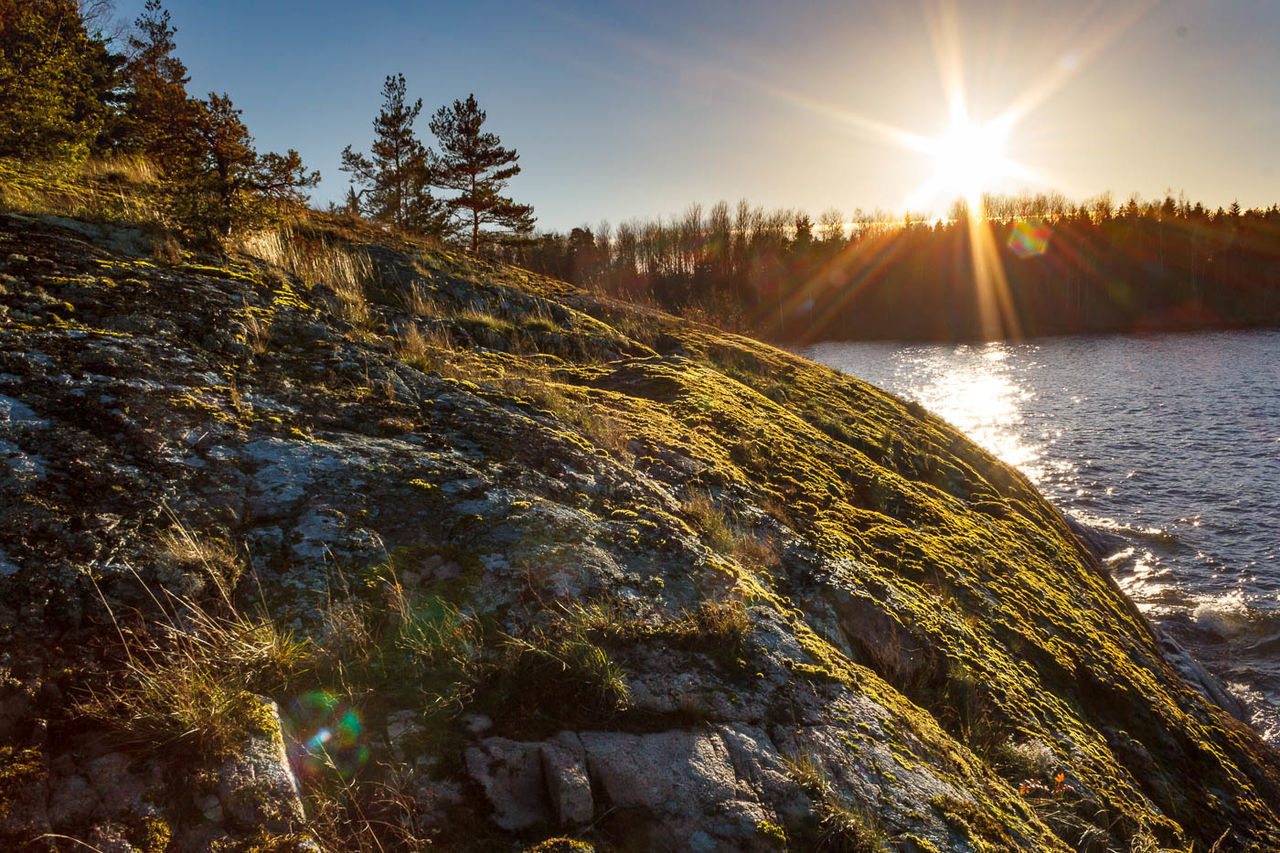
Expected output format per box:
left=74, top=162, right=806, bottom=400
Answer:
left=502, top=193, right=1280, bottom=341
left=0, top=0, right=318, bottom=236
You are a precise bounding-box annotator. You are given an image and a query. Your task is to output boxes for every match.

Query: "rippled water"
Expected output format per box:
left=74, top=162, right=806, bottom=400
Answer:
left=804, top=329, right=1280, bottom=744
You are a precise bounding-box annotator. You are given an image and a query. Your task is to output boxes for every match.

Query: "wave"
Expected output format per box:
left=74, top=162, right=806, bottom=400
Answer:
left=1068, top=510, right=1188, bottom=550
left=1191, top=589, right=1280, bottom=644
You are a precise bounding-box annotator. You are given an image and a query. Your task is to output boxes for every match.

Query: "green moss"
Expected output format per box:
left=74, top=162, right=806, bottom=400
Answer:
left=929, top=794, right=1023, bottom=852
left=898, top=833, right=943, bottom=853
left=756, top=818, right=789, bottom=848
left=0, top=746, right=44, bottom=821
left=128, top=814, right=173, bottom=853
left=178, top=262, right=259, bottom=283
left=523, top=840, right=594, bottom=853
left=234, top=695, right=282, bottom=738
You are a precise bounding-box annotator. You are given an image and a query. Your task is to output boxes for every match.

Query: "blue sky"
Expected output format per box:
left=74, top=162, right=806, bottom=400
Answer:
left=111, top=0, right=1280, bottom=230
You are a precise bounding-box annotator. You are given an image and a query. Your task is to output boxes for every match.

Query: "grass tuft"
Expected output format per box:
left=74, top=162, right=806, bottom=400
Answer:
left=784, top=753, right=888, bottom=852
left=683, top=491, right=780, bottom=569
left=394, top=321, right=456, bottom=374
left=236, top=225, right=376, bottom=328
left=80, top=595, right=308, bottom=760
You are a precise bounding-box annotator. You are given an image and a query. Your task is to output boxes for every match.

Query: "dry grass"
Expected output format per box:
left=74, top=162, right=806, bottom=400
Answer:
left=78, top=517, right=310, bottom=759
left=0, top=155, right=165, bottom=225
left=151, top=232, right=183, bottom=265
left=239, top=226, right=377, bottom=329
left=561, top=592, right=751, bottom=669
left=682, top=491, right=781, bottom=569
left=304, top=564, right=482, bottom=715
left=458, top=307, right=515, bottom=334
left=398, top=280, right=444, bottom=317
left=382, top=578, right=481, bottom=714
left=783, top=753, right=888, bottom=852
left=303, top=766, right=438, bottom=852
left=394, top=322, right=455, bottom=373
left=492, top=362, right=573, bottom=418
left=331, top=276, right=373, bottom=328
left=157, top=522, right=243, bottom=606
left=490, top=360, right=632, bottom=460
left=237, top=226, right=376, bottom=325
left=571, top=404, right=632, bottom=459
left=683, top=491, right=735, bottom=551
left=79, top=586, right=309, bottom=760
left=494, top=631, right=630, bottom=725
left=522, top=303, right=563, bottom=333
left=242, top=307, right=272, bottom=355
left=689, top=597, right=751, bottom=652
left=80, top=153, right=160, bottom=184
left=1128, top=828, right=1161, bottom=853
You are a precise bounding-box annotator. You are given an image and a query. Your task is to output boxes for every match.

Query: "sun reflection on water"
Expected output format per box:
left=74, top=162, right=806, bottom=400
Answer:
left=899, top=343, right=1045, bottom=480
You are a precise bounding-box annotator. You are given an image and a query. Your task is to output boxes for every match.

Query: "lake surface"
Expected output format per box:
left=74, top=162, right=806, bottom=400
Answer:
left=804, top=329, right=1280, bottom=744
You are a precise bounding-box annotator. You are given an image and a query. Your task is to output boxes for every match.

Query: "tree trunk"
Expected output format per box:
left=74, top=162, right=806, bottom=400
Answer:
left=470, top=172, right=479, bottom=254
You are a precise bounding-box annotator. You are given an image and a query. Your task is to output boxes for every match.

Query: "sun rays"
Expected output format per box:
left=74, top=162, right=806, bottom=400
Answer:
left=540, top=0, right=1160, bottom=342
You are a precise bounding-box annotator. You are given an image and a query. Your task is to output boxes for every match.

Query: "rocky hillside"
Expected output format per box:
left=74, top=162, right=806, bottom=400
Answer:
left=0, top=207, right=1278, bottom=852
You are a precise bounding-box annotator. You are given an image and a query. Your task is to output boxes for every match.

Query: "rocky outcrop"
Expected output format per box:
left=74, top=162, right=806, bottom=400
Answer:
left=1, top=210, right=1279, bottom=851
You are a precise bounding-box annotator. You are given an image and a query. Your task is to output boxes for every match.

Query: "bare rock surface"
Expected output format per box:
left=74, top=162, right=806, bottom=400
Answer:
left=465, top=738, right=548, bottom=831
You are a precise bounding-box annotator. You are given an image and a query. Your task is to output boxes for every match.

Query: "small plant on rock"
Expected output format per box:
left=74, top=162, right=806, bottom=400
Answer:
left=784, top=753, right=888, bottom=852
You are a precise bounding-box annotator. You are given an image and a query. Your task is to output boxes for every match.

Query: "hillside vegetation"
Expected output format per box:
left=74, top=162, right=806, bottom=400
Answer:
left=0, top=162, right=1278, bottom=851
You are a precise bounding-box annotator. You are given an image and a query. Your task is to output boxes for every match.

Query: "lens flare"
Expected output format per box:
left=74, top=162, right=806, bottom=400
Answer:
left=286, top=690, right=370, bottom=779
left=1008, top=220, right=1051, bottom=258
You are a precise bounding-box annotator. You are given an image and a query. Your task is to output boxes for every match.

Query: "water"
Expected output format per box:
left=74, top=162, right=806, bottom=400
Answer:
left=803, top=329, right=1280, bottom=744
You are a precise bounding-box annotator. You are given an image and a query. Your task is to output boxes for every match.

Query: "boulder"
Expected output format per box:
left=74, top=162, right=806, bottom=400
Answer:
left=464, top=737, right=548, bottom=831
left=216, top=696, right=305, bottom=832
left=541, top=731, right=593, bottom=827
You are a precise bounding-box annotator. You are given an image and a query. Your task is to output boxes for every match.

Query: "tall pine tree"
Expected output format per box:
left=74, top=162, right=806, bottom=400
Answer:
left=122, top=0, right=195, bottom=166
left=341, top=73, right=444, bottom=233
left=429, top=94, right=534, bottom=254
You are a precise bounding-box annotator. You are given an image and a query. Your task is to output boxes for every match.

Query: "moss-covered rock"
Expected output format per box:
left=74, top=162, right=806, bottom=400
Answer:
left=0, top=205, right=1276, bottom=851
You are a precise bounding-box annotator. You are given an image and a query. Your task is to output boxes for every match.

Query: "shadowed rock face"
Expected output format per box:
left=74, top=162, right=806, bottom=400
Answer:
left=0, top=210, right=1278, bottom=851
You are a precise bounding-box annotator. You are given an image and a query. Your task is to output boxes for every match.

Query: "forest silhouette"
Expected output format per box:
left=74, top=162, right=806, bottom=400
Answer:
left=503, top=194, right=1280, bottom=343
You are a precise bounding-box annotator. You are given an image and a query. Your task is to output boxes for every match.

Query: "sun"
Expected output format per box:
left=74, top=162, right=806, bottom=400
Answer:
left=928, top=112, right=1013, bottom=208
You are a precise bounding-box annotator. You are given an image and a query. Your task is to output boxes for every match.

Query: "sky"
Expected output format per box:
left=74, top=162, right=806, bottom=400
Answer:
left=110, top=0, right=1280, bottom=231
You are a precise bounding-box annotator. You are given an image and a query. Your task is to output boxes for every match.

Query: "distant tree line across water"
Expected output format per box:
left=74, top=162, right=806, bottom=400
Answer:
left=501, top=194, right=1280, bottom=343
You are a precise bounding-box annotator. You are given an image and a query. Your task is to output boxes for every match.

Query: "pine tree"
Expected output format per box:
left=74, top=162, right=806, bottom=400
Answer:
left=429, top=94, right=534, bottom=254
left=122, top=0, right=196, bottom=166
left=341, top=73, right=444, bottom=233
left=0, top=0, right=113, bottom=161
left=173, top=93, right=318, bottom=236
